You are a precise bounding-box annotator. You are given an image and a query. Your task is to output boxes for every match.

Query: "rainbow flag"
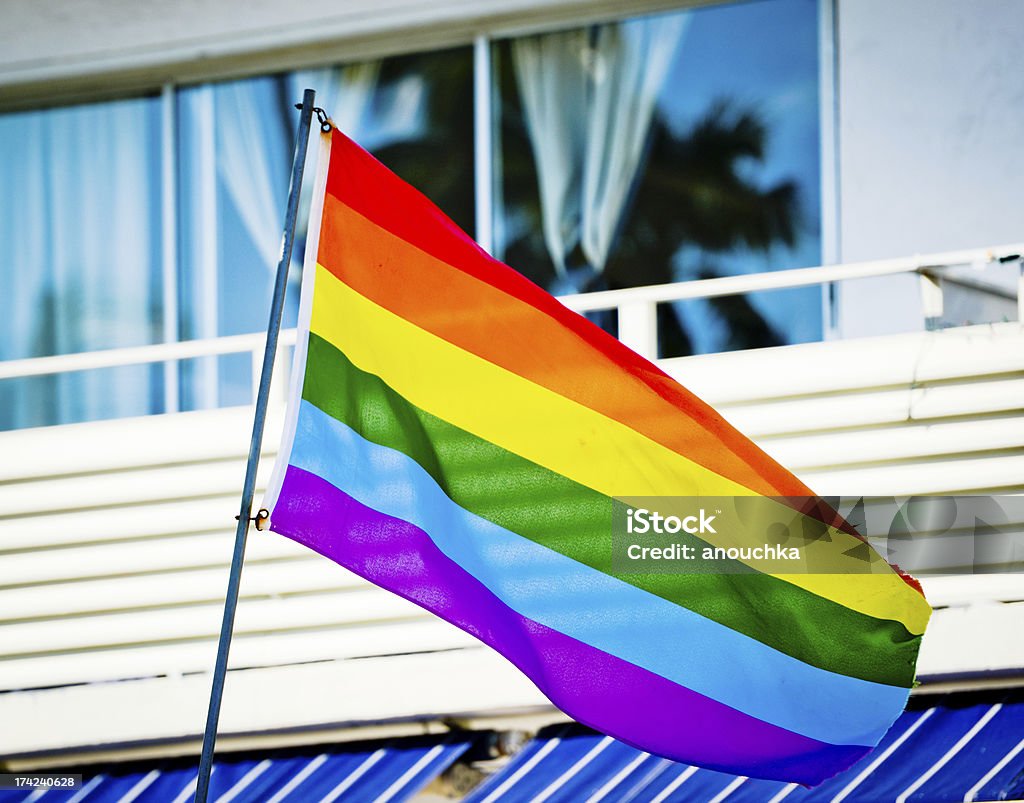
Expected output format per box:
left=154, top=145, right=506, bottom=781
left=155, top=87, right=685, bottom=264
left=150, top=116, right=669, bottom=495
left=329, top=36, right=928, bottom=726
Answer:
left=263, top=131, right=930, bottom=785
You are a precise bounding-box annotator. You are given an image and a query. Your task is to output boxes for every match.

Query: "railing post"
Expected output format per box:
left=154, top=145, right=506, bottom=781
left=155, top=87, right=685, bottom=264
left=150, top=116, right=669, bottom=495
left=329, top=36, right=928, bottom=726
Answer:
left=1018, top=259, right=1024, bottom=325
left=919, top=272, right=944, bottom=330
left=251, top=344, right=263, bottom=405
left=161, top=83, right=181, bottom=415
left=473, top=35, right=494, bottom=255
left=618, top=301, right=659, bottom=360
left=274, top=339, right=290, bottom=404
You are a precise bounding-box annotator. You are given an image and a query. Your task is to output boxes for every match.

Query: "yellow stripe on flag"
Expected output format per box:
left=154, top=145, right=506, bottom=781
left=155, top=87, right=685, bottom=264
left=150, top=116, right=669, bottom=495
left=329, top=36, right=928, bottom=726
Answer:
left=310, top=263, right=929, bottom=635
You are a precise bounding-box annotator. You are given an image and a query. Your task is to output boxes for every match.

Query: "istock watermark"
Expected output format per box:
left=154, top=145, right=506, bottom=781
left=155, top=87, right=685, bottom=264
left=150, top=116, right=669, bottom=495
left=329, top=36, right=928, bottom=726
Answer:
left=625, top=507, right=718, bottom=535
left=611, top=496, right=1024, bottom=575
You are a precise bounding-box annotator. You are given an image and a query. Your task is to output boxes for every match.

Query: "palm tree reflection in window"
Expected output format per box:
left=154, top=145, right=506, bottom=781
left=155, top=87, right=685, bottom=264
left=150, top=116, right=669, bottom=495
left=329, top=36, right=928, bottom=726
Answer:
left=500, top=95, right=799, bottom=358
left=370, top=49, right=476, bottom=240
left=352, top=42, right=806, bottom=359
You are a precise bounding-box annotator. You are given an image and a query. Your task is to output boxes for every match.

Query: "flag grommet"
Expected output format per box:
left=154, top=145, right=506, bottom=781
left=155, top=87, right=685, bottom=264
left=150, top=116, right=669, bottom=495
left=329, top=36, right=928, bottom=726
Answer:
left=234, top=508, right=270, bottom=530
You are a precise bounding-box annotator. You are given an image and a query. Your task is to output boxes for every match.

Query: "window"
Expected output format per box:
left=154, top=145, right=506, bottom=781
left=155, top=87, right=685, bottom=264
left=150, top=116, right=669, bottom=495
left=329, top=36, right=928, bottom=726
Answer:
left=493, top=0, right=821, bottom=356
left=0, top=97, right=165, bottom=429
left=0, top=0, right=823, bottom=429
left=0, top=48, right=472, bottom=429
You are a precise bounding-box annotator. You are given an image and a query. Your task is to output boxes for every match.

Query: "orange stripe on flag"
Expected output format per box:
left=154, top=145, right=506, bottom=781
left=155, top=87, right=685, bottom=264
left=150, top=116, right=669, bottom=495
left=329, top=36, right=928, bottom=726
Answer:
left=317, top=192, right=811, bottom=498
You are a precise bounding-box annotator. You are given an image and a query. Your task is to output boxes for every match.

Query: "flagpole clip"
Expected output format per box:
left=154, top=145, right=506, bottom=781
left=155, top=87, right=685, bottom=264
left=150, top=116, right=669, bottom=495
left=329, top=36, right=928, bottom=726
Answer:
left=295, top=103, right=333, bottom=133
left=235, top=508, right=270, bottom=531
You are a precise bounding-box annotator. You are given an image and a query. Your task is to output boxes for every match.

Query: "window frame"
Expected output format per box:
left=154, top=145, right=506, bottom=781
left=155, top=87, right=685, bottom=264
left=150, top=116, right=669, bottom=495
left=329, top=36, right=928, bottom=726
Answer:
left=1, top=0, right=838, bottom=423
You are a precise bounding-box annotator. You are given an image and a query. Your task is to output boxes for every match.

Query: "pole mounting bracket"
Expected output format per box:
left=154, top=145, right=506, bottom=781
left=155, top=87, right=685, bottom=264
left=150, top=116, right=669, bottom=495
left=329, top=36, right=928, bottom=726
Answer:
left=235, top=508, right=270, bottom=531
left=294, top=103, right=333, bottom=132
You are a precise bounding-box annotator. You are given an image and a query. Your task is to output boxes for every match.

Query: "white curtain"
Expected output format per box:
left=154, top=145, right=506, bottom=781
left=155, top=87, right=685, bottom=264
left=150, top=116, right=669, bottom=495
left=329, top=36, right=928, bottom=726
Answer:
left=513, top=14, right=689, bottom=283
left=212, top=63, right=382, bottom=283
left=216, top=79, right=290, bottom=277
left=177, top=85, right=220, bottom=407
left=288, top=63, right=382, bottom=244
left=0, top=111, right=47, bottom=428
left=291, top=62, right=382, bottom=138
left=0, top=99, right=160, bottom=429
left=511, top=29, right=589, bottom=277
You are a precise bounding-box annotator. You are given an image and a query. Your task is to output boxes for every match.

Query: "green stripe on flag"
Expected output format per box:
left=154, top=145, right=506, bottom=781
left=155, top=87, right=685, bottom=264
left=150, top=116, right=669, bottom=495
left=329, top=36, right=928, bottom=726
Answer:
left=302, top=332, right=920, bottom=687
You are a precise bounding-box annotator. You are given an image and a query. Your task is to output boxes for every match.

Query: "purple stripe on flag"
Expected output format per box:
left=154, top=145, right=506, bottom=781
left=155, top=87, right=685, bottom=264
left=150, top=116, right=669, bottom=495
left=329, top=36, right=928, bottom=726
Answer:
left=271, top=466, right=868, bottom=785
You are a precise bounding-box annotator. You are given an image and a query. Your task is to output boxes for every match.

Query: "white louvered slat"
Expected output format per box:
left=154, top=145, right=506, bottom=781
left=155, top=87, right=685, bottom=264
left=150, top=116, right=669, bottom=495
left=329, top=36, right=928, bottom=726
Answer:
left=0, top=531, right=303, bottom=586
left=759, top=417, right=1024, bottom=471
left=0, top=459, right=273, bottom=519
left=0, top=319, right=1021, bottom=751
left=0, top=587, right=429, bottom=657
left=0, top=558, right=353, bottom=621
left=803, top=451, right=1024, bottom=496
left=0, top=647, right=550, bottom=761
left=921, top=576, right=1024, bottom=608
left=666, top=322, right=1024, bottom=403
left=719, top=375, right=1024, bottom=438
left=917, top=602, right=1024, bottom=678
left=0, top=407, right=283, bottom=482
left=0, top=618, right=477, bottom=692
left=0, top=496, right=242, bottom=551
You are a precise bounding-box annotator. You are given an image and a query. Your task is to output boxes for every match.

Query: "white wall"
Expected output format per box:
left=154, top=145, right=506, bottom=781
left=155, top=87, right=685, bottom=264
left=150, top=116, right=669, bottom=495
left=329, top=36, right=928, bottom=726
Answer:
left=2, top=322, right=1022, bottom=762
left=0, top=0, right=700, bottom=109
left=835, top=0, right=1024, bottom=337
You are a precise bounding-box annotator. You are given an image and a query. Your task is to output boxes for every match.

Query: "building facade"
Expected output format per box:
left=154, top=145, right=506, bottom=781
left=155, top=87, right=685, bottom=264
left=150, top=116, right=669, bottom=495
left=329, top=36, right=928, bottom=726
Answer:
left=0, top=0, right=1022, bottom=799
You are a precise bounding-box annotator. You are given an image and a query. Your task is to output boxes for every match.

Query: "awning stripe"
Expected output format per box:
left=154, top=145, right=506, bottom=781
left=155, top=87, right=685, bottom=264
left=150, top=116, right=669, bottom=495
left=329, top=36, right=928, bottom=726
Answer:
left=216, top=759, right=272, bottom=803
left=478, top=728, right=572, bottom=803
left=964, top=736, right=1024, bottom=802
left=618, top=759, right=676, bottom=802
left=830, top=709, right=935, bottom=802
left=377, top=741, right=452, bottom=803
left=534, top=736, right=613, bottom=803
left=170, top=771, right=201, bottom=803
left=319, top=749, right=386, bottom=803
left=767, top=783, right=800, bottom=802
left=264, top=755, right=327, bottom=803
left=895, top=703, right=1001, bottom=803
left=585, top=752, right=651, bottom=803
left=121, top=770, right=160, bottom=803
left=915, top=700, right=1024, bottom=803
left=709, top=776, right=748, bottom=803
left=649, top=766, right=699, bottom=803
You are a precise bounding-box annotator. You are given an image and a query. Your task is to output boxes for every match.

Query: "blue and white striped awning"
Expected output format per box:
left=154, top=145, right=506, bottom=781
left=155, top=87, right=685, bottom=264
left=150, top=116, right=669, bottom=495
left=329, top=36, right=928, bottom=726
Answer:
left=466, top=692, right=1024, bottom=802
left=4, top=692, right=1023, bottom=802
left=0, top=733, right=474, bottom=803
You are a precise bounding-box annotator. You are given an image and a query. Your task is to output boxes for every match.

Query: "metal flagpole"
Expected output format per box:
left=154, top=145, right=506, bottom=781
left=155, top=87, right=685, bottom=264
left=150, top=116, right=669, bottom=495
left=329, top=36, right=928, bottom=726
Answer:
left=193, top=88, right=317, bottom=803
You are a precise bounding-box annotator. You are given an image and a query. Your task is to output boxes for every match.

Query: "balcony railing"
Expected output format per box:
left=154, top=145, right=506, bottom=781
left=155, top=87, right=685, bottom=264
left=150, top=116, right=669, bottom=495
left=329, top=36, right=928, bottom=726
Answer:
left=1, top=243, right=1020, bottom=422
left=562, top=242, right=1024, bottom=359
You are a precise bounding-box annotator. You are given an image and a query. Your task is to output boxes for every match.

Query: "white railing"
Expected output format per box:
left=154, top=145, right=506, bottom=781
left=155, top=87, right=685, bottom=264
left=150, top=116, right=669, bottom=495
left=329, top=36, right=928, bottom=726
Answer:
left=561, top=242, right=1024, bottom=358
left=0, top=330, right=299, bottom=412
left=0, top=243, right=1020, bottom=416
